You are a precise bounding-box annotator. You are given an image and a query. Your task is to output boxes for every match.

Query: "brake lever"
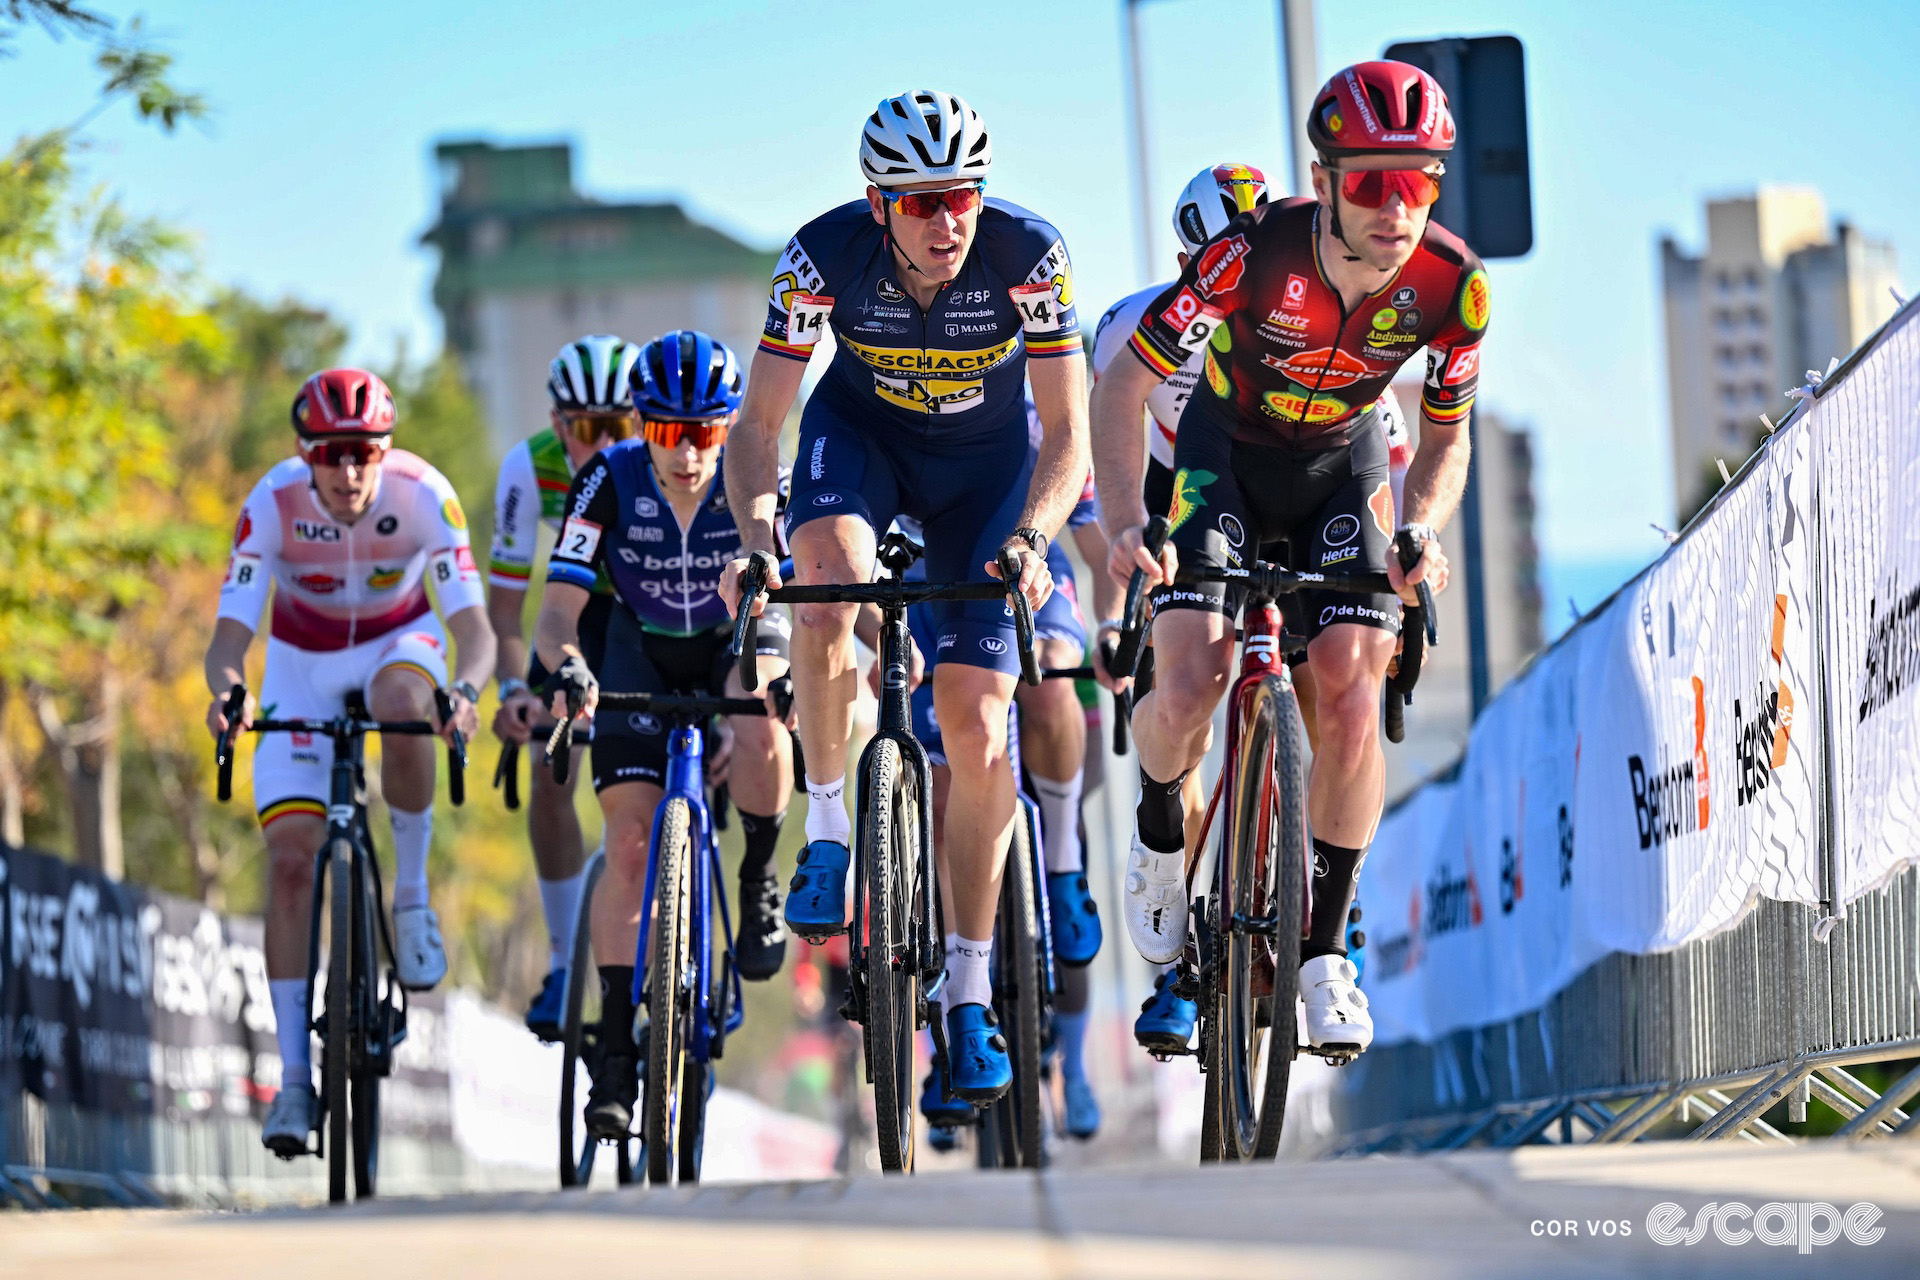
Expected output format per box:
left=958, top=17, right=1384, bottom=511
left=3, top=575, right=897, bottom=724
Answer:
left=435, top=688, right=466, bottom=806
left=494, top=741, right=520, bottom=811
left=214, top=684, right=247, bottom=803
left=731, top=551, right=774, bottom=692
left=998, top=546, right=1041, bottom=687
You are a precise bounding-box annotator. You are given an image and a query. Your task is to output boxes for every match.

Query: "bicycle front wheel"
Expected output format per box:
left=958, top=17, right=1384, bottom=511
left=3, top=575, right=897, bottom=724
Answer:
left=351, top=854, right=381, bottom=1199
left=644, top=798, right=694, bottom=1186
left=323, top=839, right=353, bottom=1204
left=999, top=799, right=1045, bottom=1169
left=862, top=738, right=920, bottom=1174
left=559, top=852, right=612, bottom=1188
left=1213, top=675, right=1307, bottom=1161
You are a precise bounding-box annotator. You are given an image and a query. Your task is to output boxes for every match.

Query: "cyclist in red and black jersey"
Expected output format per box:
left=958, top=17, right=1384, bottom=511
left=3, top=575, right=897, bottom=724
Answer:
left=1091, top=61, right=1483, bottom=1055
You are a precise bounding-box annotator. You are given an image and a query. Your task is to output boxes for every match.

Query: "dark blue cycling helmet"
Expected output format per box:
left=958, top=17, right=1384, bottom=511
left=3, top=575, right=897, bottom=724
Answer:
left=631, top=329, right=743, bottom=420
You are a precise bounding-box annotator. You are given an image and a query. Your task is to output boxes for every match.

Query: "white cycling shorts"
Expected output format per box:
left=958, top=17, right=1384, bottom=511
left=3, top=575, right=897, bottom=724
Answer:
left=253, top=623, right=448, bottom=823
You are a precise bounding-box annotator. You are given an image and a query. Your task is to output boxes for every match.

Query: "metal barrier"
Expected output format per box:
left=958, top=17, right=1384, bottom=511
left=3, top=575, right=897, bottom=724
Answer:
left=1332, top=296, right=1920, bottom=1153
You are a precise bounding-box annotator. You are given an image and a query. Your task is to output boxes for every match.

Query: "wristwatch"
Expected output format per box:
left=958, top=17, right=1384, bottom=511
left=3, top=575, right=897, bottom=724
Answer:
left=451, top=680, right=482, bottom=705
left=1011, top=526, right=1050, bottom=558
left=497, top=677, right=530, bottom=700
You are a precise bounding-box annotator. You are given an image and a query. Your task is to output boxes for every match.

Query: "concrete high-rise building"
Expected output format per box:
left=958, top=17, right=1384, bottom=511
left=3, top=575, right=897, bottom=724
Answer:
left=422, top=139, right=778, bottom=455
left=1384, top=380, right=1544, bottom=799
left=1661, top=186, right=1901, bottom=522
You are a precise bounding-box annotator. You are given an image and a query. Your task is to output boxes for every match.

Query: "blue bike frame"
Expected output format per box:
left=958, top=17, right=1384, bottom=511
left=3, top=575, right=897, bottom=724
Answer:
left=630, top=721, right=743, bottom=1065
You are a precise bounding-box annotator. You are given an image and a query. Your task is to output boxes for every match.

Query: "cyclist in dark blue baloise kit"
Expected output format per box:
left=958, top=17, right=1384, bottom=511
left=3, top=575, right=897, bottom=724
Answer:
left=535, top=330, right=795, bottom=1140
left=720, top=90, right=1090, bottom=1104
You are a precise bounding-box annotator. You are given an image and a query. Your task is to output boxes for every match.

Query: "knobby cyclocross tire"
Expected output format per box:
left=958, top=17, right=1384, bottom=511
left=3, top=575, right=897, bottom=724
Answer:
left=351, top=855, right=381, bottom=1199
left=1252, top=685, right=1308, bottom=1160
left=324, top=839, right=353, bottom=1203
left=645, top=798, right=693, bottom=1185
left=559, top=852, right=614, bottom=1188
left=678, top=1059, right=709, bottom=1183
left=863, top=738, right=919, bottom=1174
left=1001, top=804, right=1045, bottom=1169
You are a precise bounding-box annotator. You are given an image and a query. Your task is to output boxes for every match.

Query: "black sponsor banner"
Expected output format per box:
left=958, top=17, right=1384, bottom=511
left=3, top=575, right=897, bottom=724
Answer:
left=0, top=844, right=448, bottom=1136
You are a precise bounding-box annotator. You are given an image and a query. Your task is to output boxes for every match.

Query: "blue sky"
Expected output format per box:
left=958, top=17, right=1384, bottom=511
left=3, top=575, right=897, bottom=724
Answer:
left=5, top=0, right=1915, bottom=587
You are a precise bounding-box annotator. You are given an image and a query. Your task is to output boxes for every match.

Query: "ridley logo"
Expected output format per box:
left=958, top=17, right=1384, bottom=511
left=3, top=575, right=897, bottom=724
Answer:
left=1193, top=234, right=1251, bottom=299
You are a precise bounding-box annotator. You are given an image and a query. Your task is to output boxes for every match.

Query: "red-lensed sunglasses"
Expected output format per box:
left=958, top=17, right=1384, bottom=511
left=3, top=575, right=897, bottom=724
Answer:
left=642, top=418, right=730, bottom=449
left=880, top=184, right=984, bottom=220
left=301, top=437, right=389, bottom=467
left=1337, top=165, right=1444, bottom=210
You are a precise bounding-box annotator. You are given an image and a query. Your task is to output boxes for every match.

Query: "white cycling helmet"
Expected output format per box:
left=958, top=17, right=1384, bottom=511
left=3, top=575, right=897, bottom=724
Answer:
left=859, top=90, right=992, bottom=189
left=548, top=334, right=642, bottom=413
left=1171, top=162, right=1271, bottom=255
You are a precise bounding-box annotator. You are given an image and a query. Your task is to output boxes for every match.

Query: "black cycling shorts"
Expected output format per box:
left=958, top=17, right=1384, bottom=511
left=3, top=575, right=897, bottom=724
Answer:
left=1151, top=402, right=1399, bottom=640
left=591, top=605, right=790, bottom=793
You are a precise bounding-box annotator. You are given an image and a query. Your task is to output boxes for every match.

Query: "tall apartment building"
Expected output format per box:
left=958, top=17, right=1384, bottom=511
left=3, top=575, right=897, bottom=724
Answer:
left=1661, top=186, right=1901, bottom=522
left=422, top=139, right=778, bottom=455
left=1384, top=381, right=1544, bottom=799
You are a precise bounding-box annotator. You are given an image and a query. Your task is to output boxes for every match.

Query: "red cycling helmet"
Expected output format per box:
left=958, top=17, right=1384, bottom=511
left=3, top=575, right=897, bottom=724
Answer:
left=291, top=368, right=396, bottom=439
left=1306, top=60, right=1455, bottom=160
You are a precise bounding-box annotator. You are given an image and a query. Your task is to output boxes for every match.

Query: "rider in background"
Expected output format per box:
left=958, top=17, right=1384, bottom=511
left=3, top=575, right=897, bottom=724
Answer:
left=534, top=331, right=794, bottom=1140
left=488, top=335, right=640, bottom=1041
left=1094, top=63, right=1481, bottom=1057
left=203, top=369, right=494, bottom=1156
left=720, top=90, right=1088, bottom=1103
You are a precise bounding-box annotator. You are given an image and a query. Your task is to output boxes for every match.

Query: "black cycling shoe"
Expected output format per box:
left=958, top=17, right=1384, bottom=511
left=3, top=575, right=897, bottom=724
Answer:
left=735, top=873, right=789, bottom=981
left=584, top=1047, right=639, bottom=1140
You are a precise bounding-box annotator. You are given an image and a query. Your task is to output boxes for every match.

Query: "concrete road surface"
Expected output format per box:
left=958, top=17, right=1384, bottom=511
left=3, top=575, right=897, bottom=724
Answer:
left=4, top=1141, right=1918, bottom=1278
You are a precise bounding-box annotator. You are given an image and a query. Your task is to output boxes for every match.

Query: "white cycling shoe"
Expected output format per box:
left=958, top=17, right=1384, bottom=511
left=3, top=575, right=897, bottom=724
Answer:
left=392, top=904, right=448, bottom=990
left=261, top=1081, right=319, bottom=1158
left=1300, top=954, right=1373, bottom=1052
left=1123, top=830, right=1189, bottom=965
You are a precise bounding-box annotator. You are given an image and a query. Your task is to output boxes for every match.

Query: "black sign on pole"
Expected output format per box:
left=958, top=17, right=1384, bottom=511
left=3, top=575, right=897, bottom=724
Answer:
left=1385, top=35, right=1533, bottom=260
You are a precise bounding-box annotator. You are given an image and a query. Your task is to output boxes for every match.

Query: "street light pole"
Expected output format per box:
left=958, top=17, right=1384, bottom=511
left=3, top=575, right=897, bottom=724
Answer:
left=1275, top=0, right=1318, bottom=198
left=1121, top=0, right=1159, bottom=283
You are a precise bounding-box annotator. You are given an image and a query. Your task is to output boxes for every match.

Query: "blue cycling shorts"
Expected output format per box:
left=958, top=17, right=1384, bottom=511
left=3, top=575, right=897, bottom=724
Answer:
left=789, top=390, right=1035, bottom=676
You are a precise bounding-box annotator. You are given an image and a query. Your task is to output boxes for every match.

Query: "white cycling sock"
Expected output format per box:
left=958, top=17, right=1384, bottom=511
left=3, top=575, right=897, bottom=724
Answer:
left=1030, top=771, right=1084, bottom=874
left=539, top=871, right=585, bottom=971
left=804, top=775, right=850, bottom=846
left=388, top=804, right=432, bottom=911
left=270, top=978, right=311, bottom=1088
left=945, top=934, right=993, bottom=1010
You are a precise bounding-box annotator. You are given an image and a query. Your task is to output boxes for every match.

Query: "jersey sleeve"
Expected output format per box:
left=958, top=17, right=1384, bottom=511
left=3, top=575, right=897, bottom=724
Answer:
left=1421, top=257, right=1490, bottom=425
left=488, top=441, right=540, bottom=591
left=1129, top=212, right=1258, bottom=378
left=417, top=466, right=486, bottom=617
left=759, top=228, right=831, bottom=363
left=547, top=454, right=617, bottom=589
left=1067, top=470, right=1101, bottom=529
left=773, top=464, right=793, bottom=557
left=1000, top=211, right=1082, bottom=359
left=215, top=476, right=281, bottom=629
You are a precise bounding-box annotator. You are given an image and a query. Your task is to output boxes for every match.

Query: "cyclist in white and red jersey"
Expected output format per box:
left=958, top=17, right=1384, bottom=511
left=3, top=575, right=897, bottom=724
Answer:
left=202, top=368, right=495, bottom=1157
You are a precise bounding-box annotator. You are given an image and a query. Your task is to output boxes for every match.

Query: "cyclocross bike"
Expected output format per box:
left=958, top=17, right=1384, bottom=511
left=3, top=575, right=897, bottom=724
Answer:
left=544, top=688, right=768, bottom=1186
left=732, top=534, right=1038, bottom=1174
left=1113, top=516, right=1432, bottom=1162
left=214, top=685, right=467, bottom=1204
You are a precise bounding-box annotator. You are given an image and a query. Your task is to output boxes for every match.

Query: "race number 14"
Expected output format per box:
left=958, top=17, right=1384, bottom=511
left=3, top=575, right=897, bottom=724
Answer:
left=1010, top=282, right=1065, bottom=333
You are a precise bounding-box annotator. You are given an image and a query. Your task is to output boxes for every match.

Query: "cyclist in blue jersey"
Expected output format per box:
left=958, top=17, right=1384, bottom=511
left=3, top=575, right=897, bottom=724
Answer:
left=535, top=331, right=795, bottom=1139
left=721, top=90, right=1090, bottom=1103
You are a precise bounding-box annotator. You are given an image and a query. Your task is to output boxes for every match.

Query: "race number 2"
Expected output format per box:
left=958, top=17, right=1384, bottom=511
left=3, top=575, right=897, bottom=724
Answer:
left=1009, top=282, right=1065, bottom=333
left=785, top=294, right=835, bottom=346
left=556, top=517, right=602, bottom=564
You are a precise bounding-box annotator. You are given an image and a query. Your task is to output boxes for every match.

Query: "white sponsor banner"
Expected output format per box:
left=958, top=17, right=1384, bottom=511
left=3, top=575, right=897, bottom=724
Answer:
left=1360, top=339, right=1850, bottom=1044
left=1814, top=303, right=1920, bottom=904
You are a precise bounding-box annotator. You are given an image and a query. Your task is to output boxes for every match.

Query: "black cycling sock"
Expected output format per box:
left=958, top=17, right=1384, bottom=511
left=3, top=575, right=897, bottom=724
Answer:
left=598, top=964, right=636, bottom=1055
left=737, top=809, right=785, bottom=883
left=1135, top=767, right=1189, bottom=854
left=1303, top=839, right=1366, bottom=962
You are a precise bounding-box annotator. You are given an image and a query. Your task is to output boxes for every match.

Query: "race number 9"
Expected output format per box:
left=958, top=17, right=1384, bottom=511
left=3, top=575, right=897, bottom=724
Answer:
left=785, top=294, right=834, bottom=346
left=1160, top=288, right=1223, bottom=354
left=1009, top=282, right=1064, bottom=334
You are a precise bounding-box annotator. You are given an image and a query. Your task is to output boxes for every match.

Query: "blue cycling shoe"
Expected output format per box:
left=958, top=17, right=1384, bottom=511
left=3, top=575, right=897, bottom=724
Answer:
left=783, top=840, right=851, bottom=941
left=1046, top=871, right=1103, bottom=967
left=917, top=1059, right=975, bottom=1128
left=1063, top=1074, right=1101, bottom=1140
left=1133, top=967, right=1197, bottom=1055
left=524, top=966, right=566, bottom=1043
left=945, top=1003, right=1012, bottom=1103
